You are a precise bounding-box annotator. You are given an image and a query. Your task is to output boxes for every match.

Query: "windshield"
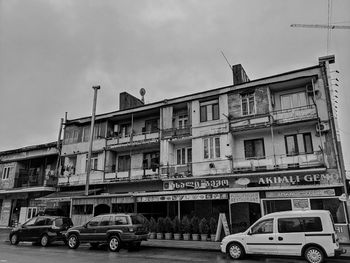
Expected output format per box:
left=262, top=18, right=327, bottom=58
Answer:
left=131, top=214, right=146, bottom=225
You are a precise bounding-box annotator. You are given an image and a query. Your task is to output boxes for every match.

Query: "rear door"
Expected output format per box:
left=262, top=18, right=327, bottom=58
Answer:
left=245, top=218, right=277, bottom=255
left=95, top=216, right=112, bottom=242
left=276, top=217, right=305, bottom=256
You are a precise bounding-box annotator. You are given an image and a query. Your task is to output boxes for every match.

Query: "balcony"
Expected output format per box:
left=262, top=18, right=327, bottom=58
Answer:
left=58, top=171, right=104, bottom=186
left=160, top=164, right=193, bottom=178
left=104, top=167, right=160, bottom=182
left=230, top=115, right=270, bottom=132
left=162, top=126, right=192, bottom=139
left=272, top=105, right=317, bottom=124
left=232, top=151, right=324, bottom=172
left=107, top=131, right=160, bottom=150
left=14, top=169, right=57, bottom=188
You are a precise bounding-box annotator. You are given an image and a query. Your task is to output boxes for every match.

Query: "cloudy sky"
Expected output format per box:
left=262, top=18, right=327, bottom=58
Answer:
left=0, top=0, right=349, bottom=168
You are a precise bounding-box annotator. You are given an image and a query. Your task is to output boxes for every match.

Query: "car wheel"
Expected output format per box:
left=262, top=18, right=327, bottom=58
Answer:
left=305, top=246, right=324, bottom=263
left=67, top=234, right=80, bottom=249
left=10, top=234, right=19, bottom=245
left=90, top=242, right=99, bottom=249
left=108, top=236, right=121, bottom=252
left=40, top=234, right=50, bottom=247
left=228, top=242, right=245, bottom=259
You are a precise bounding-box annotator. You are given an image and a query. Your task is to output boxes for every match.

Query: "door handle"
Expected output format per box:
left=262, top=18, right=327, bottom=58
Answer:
left=268, top=237, right=273, bottom=240
left=278, top=236, right=283, bottom=241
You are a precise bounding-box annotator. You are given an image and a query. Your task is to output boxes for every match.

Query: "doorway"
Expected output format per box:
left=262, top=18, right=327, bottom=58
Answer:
left=94, top=204, right=110, bottom=216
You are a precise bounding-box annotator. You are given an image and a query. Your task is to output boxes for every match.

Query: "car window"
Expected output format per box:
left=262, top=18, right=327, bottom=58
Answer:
left=87, top=217, right=101, bottom=227
left=113, top=216, right=128, bottom=225
left=302, top=217, right=322, bottom=232
left=251, top=219, right=273, bottom=234
left=24, top=217, right=37, bottom=226
left=131, top=214, right=146, bottom=225
left=100, top=216, right=111, bottom=226
left=55, top=218, right=73, bottom=227
left=35, top=217, right=52, bottom=226
left=278, top=218, right=303, bottom=233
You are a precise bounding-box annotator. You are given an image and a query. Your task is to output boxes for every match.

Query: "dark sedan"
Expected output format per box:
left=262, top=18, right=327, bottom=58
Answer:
left=9, top=216, right=73, bottom=247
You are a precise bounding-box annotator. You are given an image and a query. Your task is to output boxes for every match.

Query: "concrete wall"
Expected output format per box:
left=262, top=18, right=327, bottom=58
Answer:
left=0, top=162, right=16, bottom=189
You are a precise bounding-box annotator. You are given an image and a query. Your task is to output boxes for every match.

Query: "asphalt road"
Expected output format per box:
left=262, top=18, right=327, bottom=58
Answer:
left=0, top=242, right=348, bottom=263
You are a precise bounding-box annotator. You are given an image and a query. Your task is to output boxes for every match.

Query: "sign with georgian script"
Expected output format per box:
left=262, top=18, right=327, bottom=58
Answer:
left=163, top=178, right=229, bottom=191
left=136, top=193, right=228, bottom=202
left=266, top=189, right=335, bottom=198
left=229, top=192, right=260, bottom=204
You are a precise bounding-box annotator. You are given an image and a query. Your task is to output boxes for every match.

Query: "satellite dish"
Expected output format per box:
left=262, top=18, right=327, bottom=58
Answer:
left=140, top=88, right=146, bottom=96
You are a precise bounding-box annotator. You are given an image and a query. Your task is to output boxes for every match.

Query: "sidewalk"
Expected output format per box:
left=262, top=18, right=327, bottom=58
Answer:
left=1, top=227, right=349, bottom=258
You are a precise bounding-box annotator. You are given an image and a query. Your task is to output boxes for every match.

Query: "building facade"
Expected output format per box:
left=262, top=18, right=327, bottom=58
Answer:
left=2, top=55, right=349, bottom=242
left=0, top=142, right=59, bottom=227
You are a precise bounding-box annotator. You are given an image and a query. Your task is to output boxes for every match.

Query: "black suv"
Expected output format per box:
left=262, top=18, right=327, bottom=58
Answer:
left=9, top=216, right=73, bottom=247
left=66, top=213, right=148, bottom=251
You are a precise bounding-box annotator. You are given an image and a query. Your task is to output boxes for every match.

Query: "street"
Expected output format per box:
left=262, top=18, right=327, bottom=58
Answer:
left=0, top=242, right=348, bottom=263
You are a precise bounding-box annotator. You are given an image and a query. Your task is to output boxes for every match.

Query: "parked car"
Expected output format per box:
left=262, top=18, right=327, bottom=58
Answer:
left=9, top=216, right=73, bottom=247
left=66, top=213, right=149, bottom=251
left=221, top=210, right=346, bottom=263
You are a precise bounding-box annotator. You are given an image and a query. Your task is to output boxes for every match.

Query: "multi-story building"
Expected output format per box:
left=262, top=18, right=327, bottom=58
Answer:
left=9, top=55, right=350, bottom=242
left=0, top=142, right=59, bottom=227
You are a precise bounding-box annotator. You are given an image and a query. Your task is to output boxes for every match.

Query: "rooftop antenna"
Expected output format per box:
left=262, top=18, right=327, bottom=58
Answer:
left=221, top=50, right=234, bottom=84
left=140, top=88, right=146, bottom=103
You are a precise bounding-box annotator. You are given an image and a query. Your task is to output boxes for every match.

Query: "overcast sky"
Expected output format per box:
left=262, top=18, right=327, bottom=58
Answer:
left=0, top=0, right=349, bottom=169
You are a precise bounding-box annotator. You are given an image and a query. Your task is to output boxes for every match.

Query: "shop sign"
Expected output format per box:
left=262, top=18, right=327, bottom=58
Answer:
left=257, top=173, right=340, bottom=185
left=163, top=179, right=229, bottom=191
left=292, top=199, right=310, bottom=210
left=137, top=193, right=228, bottom=202
left=334, top=224, right=350, bottom=243
left=229, top=192, right=260, bottom=204
left=266, top=189, right=335, bottom=198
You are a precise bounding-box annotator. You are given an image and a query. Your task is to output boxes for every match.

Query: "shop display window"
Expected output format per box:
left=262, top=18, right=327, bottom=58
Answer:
left=310, top=198, right=346, bottom=223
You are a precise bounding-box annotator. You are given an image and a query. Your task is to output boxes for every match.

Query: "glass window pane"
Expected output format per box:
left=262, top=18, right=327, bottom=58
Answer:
left=181, top=148, right=186, bottom=164
left=255, top=139, right=264, bottom=158
left=285, top=135, right=298, bottom=155
left=242, top=98, right=248, bottom=115
left=281, top=95, right=291, bottom=110
left=310, top=198, right=346, bottom=223
left=209, top=137, right=214, bottom=159
left=200, top=105, right=207, bottom=122
left=203, top=139, right=209, bottom=159
left=244, top=140, right=254, bottom=159
left=302, top=217, right=322, bottom=232
left=303, top=133, right=313, bottom=153
left=252, top=219, right=273, bottom=234
left=212, top=103, right=219, bottom=120
left=187, top=148, right=192, bottom=163
left=215, top=138, right=220, bottom=157
left=249, top=96, right=255, bottom=114
left=278, top=218, right=303, bottom=233
left=177, top=149, right=181, bottom=165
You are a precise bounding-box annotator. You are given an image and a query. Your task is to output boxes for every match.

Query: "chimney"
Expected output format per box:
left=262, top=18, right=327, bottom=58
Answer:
left=119, top=92, right=144, bottom=110
left=232, top=64, right=250, bottom=85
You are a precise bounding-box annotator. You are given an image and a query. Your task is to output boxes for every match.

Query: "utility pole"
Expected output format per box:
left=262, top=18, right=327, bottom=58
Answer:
left=85, top=86, right=100, bottom=196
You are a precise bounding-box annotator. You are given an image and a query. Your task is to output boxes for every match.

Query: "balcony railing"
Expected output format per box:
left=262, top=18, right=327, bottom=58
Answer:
left=107, top=131, right=160, bottom=149
left=160, top=163, right=193, bottom=178
left=232, top=151, right=324, bottom=172
left=271, top=105, right=317, bottom=124
left=14, top=169, right=57, bottom=188
left=58, top=170, right=104, bottom=186
left=105, top=167, right=160, bottom=182
left=230, top=115, right=270, bottom=132
left=162, top=126, right=192, bottom=139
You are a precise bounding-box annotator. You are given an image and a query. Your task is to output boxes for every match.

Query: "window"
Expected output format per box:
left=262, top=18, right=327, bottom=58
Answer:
left=244, top=139, right=265, bottom=159
left=143, top=152, right=159, bottom=170
left=120, top=123, right=131, bottom=137
left=241, top=93, right=255, bottom=116
left=278, top=218, right=303, bottom=233
left=145, top=119, right=159, bottom=133
left=35, top=217, right=52, bottom=226
left=303, top=133, right=313, bottom=153
left=176, top=147, right=192, bottom=165
left=178, top=115, right=188, bottom=128
left=2, top=166, right=11, bottom=180
left=302, top=217, right=322, bottom=232
left=82, top=126, right=90, bottom=142
left=310, top=198, right=346, bottom=223
left=85, top=153, right=98, bottom=172
left=200, top=99, right=219, bottom=122
left=285, top=135, right=299, bottom=156
left=114, top=216, right=128, bottom=225
left=100, top=216, right=112, bottom=226
left=73, top=205, right=93, bottom=215
left=251, top=219, right=273, bottom=234
left=203, top=137, right=220, bottom=159
left=281, top=92, right=307, bottom=110
left=87, top=217, right=101, bottom=227
left=118, top=155, right=131, bottom=172
left=24, top=217, right=37, bottom=226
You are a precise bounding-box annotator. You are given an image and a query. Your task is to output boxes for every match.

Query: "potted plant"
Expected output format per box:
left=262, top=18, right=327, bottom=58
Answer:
left=181, top=216, right=191, bottom=241
left=209, top=217, right=217, bottom=241
left=191, top=216, right=200, bottom=241
left=149, top=217, right=157, bottom=239
left=173, top=216, right=181, bottom=240
left=156, top=217, right=165, bottom=239
left=199, top=218, right=209, bottom=241
left=164, top=216, right=173, bottom=240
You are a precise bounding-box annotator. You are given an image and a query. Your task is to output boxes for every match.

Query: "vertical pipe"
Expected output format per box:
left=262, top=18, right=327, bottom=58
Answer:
left=85, top=86, right=100, bottom=196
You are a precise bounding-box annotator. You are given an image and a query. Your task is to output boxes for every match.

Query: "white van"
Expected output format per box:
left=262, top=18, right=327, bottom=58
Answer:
left=220, top=210, right=346, bottom=263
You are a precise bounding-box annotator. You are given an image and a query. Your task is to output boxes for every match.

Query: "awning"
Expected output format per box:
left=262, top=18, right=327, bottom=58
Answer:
left=35, top=189, right=102, bottom=202
left=0, top=186, right=56, bottom=195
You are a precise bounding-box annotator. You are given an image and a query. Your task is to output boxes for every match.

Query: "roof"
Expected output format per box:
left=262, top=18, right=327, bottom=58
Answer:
left=0, top=141, right=58, bottom=156
left=66, top=64, right=321, bottom=124
left=264, top=210, right=330, bottom=218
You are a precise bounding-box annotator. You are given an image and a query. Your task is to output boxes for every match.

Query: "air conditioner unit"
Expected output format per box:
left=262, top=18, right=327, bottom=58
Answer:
left=316, top=122, right=330, bottom=133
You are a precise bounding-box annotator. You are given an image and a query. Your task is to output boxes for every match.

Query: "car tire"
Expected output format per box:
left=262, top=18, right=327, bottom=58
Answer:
left=40, top=234, right=50, bottom=247
left=228, top=242, right=245, bottom=260
left=10, top=234, right=19, bottom=245
left=108, top=236, right=121, bottom=252
left=304, top=246, right=324, bottom=263
left=67, top=234, right=80, bottom=249
left=90, top=242, right=100, bottom=249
